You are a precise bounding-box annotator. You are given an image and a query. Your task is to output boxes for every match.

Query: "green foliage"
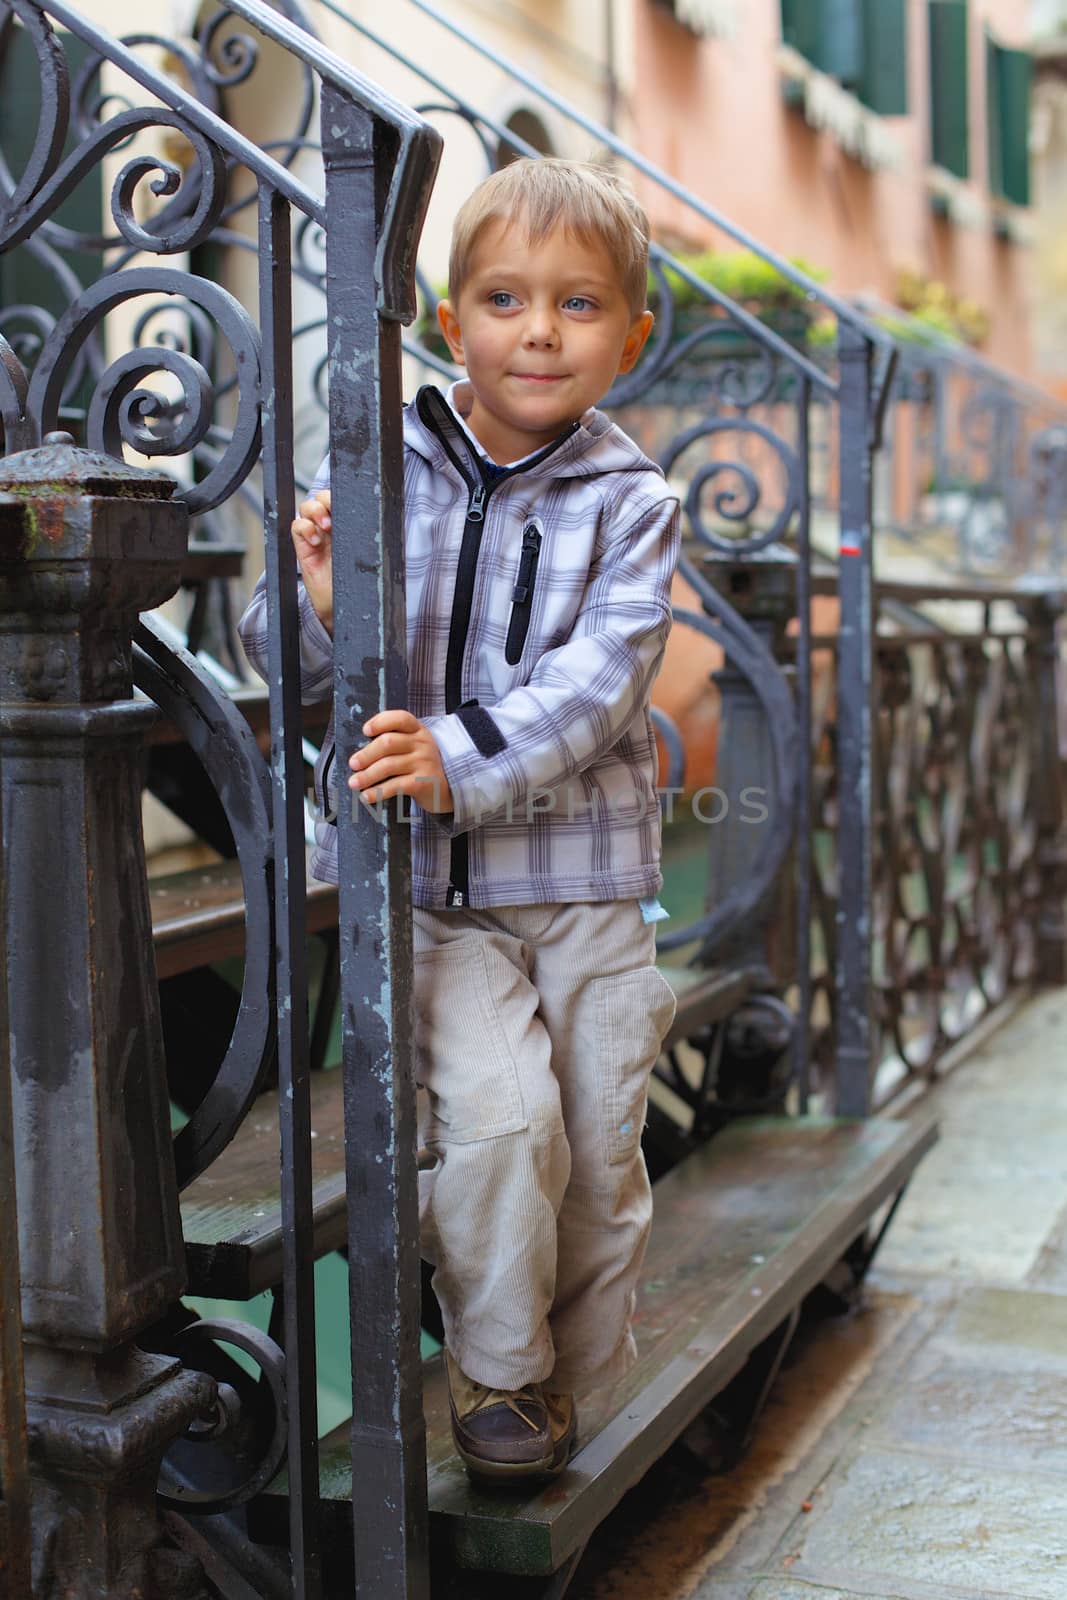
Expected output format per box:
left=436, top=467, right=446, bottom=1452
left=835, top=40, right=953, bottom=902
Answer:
left=876, top=306, right=964, bottom=346
left=887, top=269, right=991, bottom=346
left=648, top=249, right=829, bottom=312
left=806, top=316, right=839, bottom=348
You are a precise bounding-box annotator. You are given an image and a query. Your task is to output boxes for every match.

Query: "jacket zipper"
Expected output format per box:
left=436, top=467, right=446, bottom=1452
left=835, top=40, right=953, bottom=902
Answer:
left=504, top=523, right=543, bottom=665
left=414, top=387, right=579, bottom=909
left=444, top=478, right=494, bottom=907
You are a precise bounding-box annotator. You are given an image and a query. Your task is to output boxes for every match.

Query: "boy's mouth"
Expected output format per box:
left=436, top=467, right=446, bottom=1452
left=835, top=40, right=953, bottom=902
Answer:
left=511, top=372, right=567, bottom=385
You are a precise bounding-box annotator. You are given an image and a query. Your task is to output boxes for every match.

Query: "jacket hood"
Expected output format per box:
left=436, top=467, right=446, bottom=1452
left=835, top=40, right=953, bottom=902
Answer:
left=404, top=380, right=663, bottom=486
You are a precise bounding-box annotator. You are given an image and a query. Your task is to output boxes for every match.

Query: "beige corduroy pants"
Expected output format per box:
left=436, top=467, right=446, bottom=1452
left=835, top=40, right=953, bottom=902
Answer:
left=413, top=898, right=677, bottom=1393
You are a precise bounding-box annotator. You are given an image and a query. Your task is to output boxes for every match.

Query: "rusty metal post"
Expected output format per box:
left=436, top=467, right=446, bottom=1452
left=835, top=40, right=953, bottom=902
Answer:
left=1027, top=589, right=1067, bottom=985
left=834, top=324, right=877, bottom=1117
left=0, top=435, right=214, bottom=1599
left=0, top=750, right=30, bottom=1600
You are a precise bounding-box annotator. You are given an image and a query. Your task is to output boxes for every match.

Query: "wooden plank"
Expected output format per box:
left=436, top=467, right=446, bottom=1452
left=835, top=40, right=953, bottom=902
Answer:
left=431, top=1114, right=937, bottom=1574
left=182, top=1068, right=348, bottom=1299
left=150, top=858, right=337, bottom=980
left=181, top=542, right=246, bottom=581
left=251, top=1114, right=936, bottom=1575
left=146, top=686, right=269, bottom=748
left=659, top=964, right=758, bottom=1050
left=146, top=687, right=331, bottom=748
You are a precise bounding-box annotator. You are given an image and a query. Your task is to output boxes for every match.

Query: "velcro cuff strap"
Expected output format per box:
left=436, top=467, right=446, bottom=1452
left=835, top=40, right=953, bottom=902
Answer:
left=456, top=699, right=508, bottom=757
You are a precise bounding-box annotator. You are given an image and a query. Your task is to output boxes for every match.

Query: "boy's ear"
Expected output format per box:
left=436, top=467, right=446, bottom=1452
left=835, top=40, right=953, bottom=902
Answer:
left=436, top=300, right=466, bottom=367
left=617, top=310, right=654, bottom=375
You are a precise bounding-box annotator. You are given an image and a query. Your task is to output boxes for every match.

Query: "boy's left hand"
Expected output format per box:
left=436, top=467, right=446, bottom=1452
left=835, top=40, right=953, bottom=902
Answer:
left=348, top=710, right=454, bottom=815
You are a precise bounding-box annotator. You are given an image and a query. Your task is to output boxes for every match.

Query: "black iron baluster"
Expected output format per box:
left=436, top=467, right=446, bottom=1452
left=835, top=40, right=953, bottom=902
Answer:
left=793, top=375, right=814, bottom=1110
left=1028, top=591, right=1067, bottom=988
left=835, top=324, right=876, bottom=1116
left=259, top=182, right=322, bottom=1600
left=322, top=84, right=431, bottom=1600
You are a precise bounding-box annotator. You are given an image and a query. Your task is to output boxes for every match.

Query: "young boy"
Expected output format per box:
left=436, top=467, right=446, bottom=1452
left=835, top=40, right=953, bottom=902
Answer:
left=239, top=158, right=680, bottom=1481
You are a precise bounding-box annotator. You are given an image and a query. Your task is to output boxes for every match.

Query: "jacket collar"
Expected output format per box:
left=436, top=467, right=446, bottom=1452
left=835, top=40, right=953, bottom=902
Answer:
left=406, top=381, right=654, bottom=488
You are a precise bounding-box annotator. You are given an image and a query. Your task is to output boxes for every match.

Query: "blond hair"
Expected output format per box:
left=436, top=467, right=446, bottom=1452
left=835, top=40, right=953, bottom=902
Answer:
left=448, top=159, right=650, bottom=317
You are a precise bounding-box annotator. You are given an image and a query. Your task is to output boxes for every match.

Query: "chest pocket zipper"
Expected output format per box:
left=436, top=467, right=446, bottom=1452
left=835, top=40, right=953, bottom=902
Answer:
left=321, top=741, right=337, bottom=826
left=505, top=523, right=542, bottom=665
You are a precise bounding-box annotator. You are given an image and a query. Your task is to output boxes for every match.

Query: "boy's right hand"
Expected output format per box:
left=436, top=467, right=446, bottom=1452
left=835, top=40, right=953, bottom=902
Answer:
left=292, top=490, right=333, bottom=635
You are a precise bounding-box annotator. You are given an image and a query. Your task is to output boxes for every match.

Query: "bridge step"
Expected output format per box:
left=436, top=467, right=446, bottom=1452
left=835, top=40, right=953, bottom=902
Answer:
left=177, top=961, right=751, bottom=1299
left=248, top=1113, right=936, bottom=1580
left=659, top=962, right=757, bottom=1051
left=146, top=685, right=330, bottom=749
left=181, top=541, right=245, bottom=582
left=150, top=856, right=338, bottom=982
left=181, top=1065, right=349, bottom=1298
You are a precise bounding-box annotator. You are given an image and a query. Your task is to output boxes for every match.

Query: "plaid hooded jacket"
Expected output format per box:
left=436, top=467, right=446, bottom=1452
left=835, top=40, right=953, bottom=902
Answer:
left=238, top=381, right=681, bottom=910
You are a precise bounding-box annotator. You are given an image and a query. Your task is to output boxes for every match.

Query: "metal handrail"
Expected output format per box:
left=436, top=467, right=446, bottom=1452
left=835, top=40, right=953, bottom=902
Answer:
left=855, top=291, right=1067, bottom=420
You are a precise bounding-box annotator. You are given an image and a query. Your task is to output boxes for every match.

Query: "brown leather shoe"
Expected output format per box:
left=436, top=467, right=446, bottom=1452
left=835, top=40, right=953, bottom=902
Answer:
left=445, top=1351, right=554, bottom=1480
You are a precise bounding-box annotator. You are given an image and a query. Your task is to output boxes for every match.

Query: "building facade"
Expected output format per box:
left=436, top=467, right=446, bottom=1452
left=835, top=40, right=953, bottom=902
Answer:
left=623, top=0, right=1037, bottom=377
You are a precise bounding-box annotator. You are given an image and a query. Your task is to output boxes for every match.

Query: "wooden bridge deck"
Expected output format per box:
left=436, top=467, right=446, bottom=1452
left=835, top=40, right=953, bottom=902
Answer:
left=246, top=1113, right=935, bottom=1585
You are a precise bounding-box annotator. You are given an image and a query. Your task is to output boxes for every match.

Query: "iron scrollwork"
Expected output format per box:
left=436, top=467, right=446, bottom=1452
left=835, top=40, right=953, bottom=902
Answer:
left=156, top=1317, right=288, bottom=1516
left=133, top=618, right=276, bottom=1189
left=805, top=616, right=1043, bottom=1103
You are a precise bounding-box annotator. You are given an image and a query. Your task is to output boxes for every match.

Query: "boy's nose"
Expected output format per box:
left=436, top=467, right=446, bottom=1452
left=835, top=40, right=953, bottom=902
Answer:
left=523, top=313, right=560, bottom=348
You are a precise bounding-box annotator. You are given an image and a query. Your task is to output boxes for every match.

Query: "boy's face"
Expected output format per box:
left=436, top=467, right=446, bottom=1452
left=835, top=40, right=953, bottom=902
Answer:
left=436, top=217, right=653, bottom=464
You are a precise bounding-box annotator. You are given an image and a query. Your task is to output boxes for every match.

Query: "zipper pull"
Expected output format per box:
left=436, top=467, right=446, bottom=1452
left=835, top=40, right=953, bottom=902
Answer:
left=468, top=485, right=487, bottom=524
left=512, top=525, right=542, bottom=603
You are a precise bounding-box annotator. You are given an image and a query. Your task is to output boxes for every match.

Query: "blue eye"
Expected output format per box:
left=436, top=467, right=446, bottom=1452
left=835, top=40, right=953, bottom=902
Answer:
left=564, top=296, right=594, bottom=311
left=490, top=291, right=517, bottom=308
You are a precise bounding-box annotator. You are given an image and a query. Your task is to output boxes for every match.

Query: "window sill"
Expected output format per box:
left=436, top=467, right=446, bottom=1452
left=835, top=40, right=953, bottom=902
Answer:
left=925, top=166, right=987, bottom=229
left=776, top=46, right=903, bottom=173
left=654, top=0, right=739, bottom=40
left=990, top=199, right=1034, bottom=244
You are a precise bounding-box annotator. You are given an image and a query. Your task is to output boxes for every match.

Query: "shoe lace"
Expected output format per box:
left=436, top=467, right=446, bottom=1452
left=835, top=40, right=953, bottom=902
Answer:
left=474, top=1384, right=543, bottom=1433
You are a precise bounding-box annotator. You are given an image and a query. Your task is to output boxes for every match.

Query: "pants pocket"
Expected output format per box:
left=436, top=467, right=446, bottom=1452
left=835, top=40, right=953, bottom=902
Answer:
left=594, top=965, right=678, bottom=1165
left=414, top=938, right=530, bottom=1143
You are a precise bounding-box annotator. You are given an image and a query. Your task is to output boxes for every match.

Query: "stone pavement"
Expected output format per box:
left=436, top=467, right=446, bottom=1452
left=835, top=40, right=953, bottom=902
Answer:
left=577, top=985, right=1067, bottom=1600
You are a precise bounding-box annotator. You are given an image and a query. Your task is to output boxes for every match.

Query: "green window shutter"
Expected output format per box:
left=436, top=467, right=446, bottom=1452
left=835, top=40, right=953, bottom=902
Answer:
left=986, top=33, right=1004, bottom=196
left=782, top=0, right=867, bottom=81
left=785, top=0, right=908, bottom=112
left=816, top=0, right=864, bottom=86
left=928, top=0, right=970, bottom=178
left=860, top=0, right=908, bottom=114
left=987, top=35, right=1032, bottom=205
left=781, top=0, right=822, bottom=62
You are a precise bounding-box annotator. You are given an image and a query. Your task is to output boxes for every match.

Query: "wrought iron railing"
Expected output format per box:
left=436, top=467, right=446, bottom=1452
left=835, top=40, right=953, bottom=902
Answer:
left=0, top=0, right=903, bottom=1099
left=854, top=297, right=1067, bottom=580
left=1, top=1, right=441, bottom=1595
left=800, top=580, right=1065, bottom=1107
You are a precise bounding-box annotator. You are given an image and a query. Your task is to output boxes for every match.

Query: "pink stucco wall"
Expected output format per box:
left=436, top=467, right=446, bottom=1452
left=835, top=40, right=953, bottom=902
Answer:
left=625, top=0, right=1035, bottom=377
